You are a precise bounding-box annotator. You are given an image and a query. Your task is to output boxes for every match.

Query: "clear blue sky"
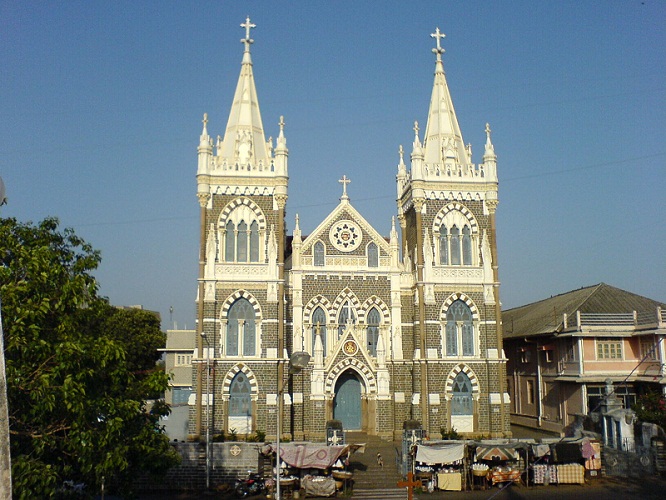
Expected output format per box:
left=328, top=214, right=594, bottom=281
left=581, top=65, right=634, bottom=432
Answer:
left=1, top=1, right=664, bottom=330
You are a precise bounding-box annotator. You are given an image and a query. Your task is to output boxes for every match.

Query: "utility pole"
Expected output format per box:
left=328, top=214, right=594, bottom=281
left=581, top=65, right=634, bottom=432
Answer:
left=0, top=175, right=12, bottom=498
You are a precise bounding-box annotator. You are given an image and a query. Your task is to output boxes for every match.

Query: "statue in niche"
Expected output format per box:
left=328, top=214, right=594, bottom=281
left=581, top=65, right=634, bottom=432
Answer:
left=481, top=230, right=492, bottom=279
left=423, top=227, right=433, bottom=275
left=206, top=223, right=217, bottom=264
left=235, top=129, right=253, bottom=165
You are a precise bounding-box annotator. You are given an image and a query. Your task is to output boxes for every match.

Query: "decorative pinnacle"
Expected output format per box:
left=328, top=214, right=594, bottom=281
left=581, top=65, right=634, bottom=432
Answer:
left=339, top=174, right=351, bottom=201
left=485, top=122, right=492, bottom=140
left=279, top=115, right=285, bottom=133
left=413, top=121, right=420, bottom=142
left=202, top=112, right=209, bottom=135
left=431, top=27, right=445, bottom=62
left=241, top=16, right=256, bottom=52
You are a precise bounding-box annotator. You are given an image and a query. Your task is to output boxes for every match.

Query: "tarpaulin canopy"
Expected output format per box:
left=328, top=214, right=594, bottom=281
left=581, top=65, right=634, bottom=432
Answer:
left=415, top=443, right=465, bottom=464
left=273, top=443, right=365, bottom=470
left=475, top=445, right=520, bottom=461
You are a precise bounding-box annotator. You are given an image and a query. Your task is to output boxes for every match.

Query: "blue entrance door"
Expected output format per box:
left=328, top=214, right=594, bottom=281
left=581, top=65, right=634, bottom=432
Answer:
left=334, top=371, right=362, bottom=430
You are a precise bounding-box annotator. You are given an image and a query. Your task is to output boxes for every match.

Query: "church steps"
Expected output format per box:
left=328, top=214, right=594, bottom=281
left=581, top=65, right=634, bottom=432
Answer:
left=345, top=433, right=404, bottom=492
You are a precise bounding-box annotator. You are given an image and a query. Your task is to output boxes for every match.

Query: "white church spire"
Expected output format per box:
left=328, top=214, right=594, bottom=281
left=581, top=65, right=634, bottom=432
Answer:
left=215, top=16, right=271, bottom=168
left=422, top=27, right=470, bottom=170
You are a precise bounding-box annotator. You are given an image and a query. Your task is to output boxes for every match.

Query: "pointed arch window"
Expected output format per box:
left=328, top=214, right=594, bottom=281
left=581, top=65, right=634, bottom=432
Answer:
left=450, top=226, right=461, bottom=265
left=229, top=372, right=252, bottom=417
left=451, top=371, right=473, bottom=415
left=445, top=300, right=475, bottom=357
left=250, top=221, right=259, bottom=262
left=462, top=226, right=472, bottom=265
left=314, top=241, right=325, bottom=266
left=225, top=220, right=236, bottom=261
left=227, top=297, right=256, bottom=356
left=367, top=308, right=380, bottom=356
left=368, top=242, right=378, bottom=268
left=221, top=201, right=265, bottom=263
left=436, top=207, right=477, bottom=267
left=337, top=300, right=356, bottom=338
left=312, top=307, right=327, bottom=355
left=439, top=228, right=449, bottom=265
left=237, top=220, right=248, bottom=262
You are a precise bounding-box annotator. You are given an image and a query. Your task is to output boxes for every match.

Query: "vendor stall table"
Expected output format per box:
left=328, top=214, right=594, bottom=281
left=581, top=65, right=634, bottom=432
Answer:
left=532, top=464, right=557, bottom=484
left=487, top=469, right=521, bottom=486
left=437, top=472, right=462, bottom=491
left=556, top=464, right=585, bottom=484
left=301, top=475, right=336, bottom=497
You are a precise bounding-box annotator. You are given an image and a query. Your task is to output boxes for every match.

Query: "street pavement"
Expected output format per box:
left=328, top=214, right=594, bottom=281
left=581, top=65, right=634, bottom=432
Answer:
left=140, top=474, right=666, bottom=499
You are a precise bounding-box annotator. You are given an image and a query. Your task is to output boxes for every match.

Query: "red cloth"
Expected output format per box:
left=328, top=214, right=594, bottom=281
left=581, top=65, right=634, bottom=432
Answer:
left=487, top=469, right=521, bottom=485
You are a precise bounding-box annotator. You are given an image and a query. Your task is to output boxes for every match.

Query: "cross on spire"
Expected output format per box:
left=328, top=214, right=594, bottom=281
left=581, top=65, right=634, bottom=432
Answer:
left=339, top=175, right=351, bottom=200
left=201, top=112, right=208, bottom=135
left=240, top=16, right=256, bottom=51
left=431, top=27, right=445, bottom=61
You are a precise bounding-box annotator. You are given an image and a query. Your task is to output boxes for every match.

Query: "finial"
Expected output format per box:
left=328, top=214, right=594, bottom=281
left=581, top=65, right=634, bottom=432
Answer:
left=240, top=16, right=256, bottom=52
left=339, top=175, right=351, bottom=201
left=413, top=121, right=420, bottom=141
left=279, top=115, right=285, bottom=133
left=295, top=213, right=300, bottom=230
left=431, top=27, right=445, bottom=61
left=202, top=112, right=209, bottom=135
left=484, top=122, right=496, bottom=161
left=397, top=145, right=406, bottom=173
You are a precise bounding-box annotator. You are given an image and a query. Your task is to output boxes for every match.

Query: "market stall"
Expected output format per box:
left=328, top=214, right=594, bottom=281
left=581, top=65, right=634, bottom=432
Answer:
left=267, top=442, right=364, bottom=497
left=474, top=443, right=528, bottom=487
left=414, top=442, right=467, bottom=491
left=528, top=439, right=593, bottom=485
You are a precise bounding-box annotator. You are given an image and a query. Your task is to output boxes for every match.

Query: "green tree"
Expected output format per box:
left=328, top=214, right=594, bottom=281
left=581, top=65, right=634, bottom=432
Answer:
left=633, top=390, right=666, bottom=431
left=0, top=217, right=179, bottom=498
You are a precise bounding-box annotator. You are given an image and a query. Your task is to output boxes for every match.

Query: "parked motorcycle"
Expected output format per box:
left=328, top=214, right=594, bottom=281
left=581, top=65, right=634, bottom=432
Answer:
left=233, top=471, right=267, bottom=498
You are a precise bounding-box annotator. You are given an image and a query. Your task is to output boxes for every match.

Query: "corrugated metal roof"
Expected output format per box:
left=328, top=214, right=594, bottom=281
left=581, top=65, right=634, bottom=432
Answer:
left=502, top=283, right=665, bottom=339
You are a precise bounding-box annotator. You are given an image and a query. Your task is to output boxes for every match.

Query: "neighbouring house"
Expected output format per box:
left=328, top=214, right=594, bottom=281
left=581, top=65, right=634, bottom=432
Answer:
left=503, top=283, right=666, bottom=435
left=160, top=329, right=196, bottom=440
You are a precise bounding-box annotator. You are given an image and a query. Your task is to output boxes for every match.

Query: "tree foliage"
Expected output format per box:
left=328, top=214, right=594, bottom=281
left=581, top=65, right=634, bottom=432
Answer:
left=0, top=217, right=179, bottom=498
left=633, top=390, right=666, bottom=431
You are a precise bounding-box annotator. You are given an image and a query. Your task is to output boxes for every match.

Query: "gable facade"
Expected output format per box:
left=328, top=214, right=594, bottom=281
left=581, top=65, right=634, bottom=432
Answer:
left=189, top=19, right=510, bottom=441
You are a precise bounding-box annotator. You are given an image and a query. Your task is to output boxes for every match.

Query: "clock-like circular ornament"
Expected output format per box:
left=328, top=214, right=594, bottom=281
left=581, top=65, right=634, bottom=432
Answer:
left=343, top=340, right=358, bottom=356
left=329, top=220, right=361, bottom=252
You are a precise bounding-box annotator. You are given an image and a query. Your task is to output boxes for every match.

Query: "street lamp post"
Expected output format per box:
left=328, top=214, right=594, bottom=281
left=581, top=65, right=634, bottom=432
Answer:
left=275, top=351, right=310, bottom=500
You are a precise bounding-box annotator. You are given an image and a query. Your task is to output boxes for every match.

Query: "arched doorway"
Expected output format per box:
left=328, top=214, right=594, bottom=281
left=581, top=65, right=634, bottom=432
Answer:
left=334, top=370, right=362, bottom=430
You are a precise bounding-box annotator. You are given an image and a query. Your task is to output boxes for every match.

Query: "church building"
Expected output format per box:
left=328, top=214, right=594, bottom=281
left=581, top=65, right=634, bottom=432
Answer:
left=190, top=18, right=510, bottom=441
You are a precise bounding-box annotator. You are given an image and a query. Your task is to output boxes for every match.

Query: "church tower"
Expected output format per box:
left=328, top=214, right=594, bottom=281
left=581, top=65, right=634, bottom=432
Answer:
left=192, top=17, right=289, bottom=438
left=396, top=28, right=509, bottom=436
